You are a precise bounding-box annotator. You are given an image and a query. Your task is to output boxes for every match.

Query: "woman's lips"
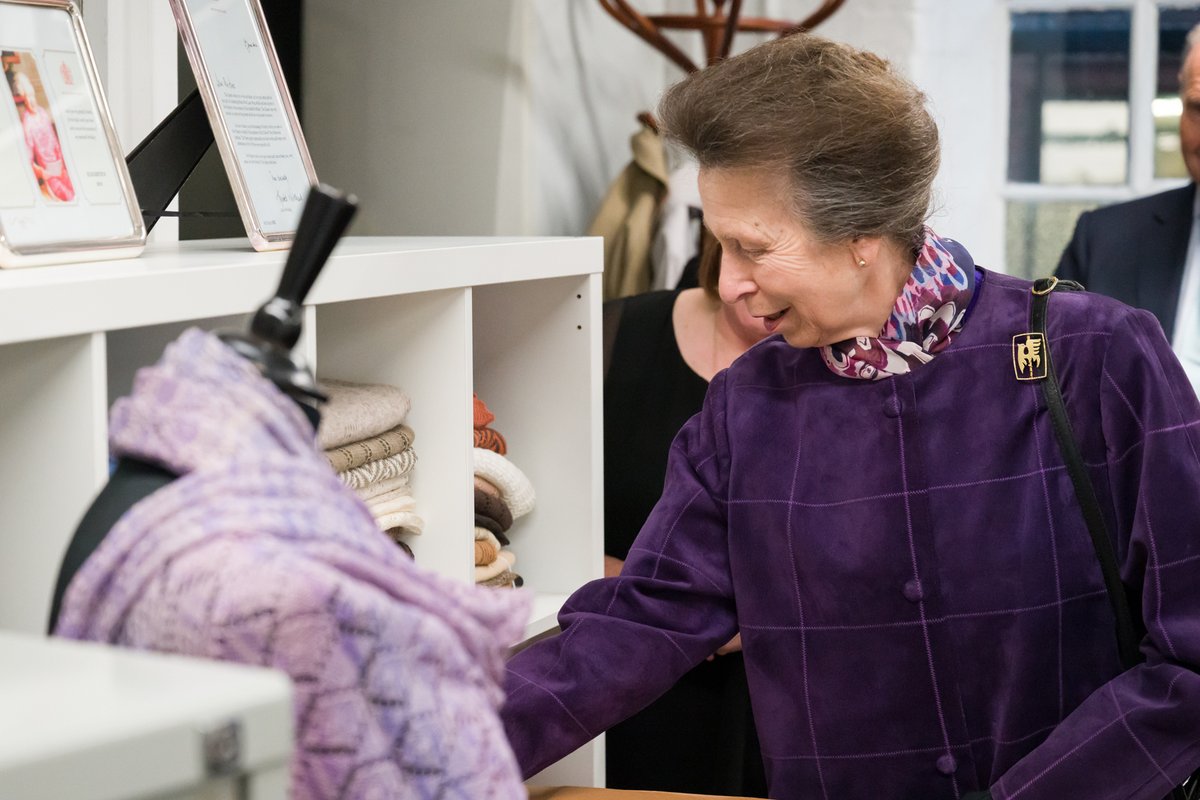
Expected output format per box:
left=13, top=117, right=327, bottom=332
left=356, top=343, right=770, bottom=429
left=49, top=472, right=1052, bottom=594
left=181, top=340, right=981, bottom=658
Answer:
left=762, top=309, right=786, bottom=334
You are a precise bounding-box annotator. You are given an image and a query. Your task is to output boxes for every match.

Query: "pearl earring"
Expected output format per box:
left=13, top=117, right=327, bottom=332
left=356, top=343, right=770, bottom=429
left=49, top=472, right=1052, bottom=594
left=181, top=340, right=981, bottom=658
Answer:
left=857, top=257, right=867, bottom=268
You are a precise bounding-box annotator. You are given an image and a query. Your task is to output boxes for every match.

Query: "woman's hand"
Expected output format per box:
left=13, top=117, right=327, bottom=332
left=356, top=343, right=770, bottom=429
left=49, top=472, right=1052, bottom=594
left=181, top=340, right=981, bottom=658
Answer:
left=706, top=633, right=742, bottom=661
left=603, top=555, right=624, bottom=578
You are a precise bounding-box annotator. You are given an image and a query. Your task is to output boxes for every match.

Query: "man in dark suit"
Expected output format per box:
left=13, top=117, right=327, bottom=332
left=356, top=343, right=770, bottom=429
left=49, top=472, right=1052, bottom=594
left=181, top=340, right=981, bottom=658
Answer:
left=1055, top=26, right=1200, bottom=343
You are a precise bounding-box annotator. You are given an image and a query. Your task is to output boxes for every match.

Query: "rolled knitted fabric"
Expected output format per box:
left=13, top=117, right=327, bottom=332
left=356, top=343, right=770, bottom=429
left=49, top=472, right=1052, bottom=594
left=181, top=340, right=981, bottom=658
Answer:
left=474, top=527, right=502, bottom=552
left=475, top=476, right=502, bottom=498
left=474, top=513, right=509, bottom=546
left=473, top=393, right=495, bottom=429
left=475, top=539, right=498, bottom=567
left=376, top=509, right=423, bottom=535
left=472, top=448, right=535, bottom=519
left=474, top=487, right=513, bottom=532
left=317, top=379, right=412, bottom=449
left=474, top=550, right=516, bottom=583
left=480, top=569, right=517, bottom=589
left=339, top=448, right=417, bottom=490
left=474, top=427, right=507, bottom=455
left=325, top=424, right=415, bottom=473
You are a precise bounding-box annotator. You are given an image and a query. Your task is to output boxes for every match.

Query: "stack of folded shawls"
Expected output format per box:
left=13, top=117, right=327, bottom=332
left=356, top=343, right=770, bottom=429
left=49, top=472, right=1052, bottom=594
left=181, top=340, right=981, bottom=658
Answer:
left=473, top=394, right=535, bottom=588
left=320, top=379, right=422, bottom=552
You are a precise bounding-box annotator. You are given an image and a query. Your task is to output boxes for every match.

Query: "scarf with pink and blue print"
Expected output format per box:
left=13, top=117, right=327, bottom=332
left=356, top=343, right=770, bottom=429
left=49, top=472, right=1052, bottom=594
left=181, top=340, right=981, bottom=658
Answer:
left=821, top=229, right=975, bottom=380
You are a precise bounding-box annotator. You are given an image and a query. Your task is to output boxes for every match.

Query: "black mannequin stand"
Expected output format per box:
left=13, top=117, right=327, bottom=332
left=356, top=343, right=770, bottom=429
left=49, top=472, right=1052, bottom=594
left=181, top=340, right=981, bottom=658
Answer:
left=47, top=185, right=357, bottom=634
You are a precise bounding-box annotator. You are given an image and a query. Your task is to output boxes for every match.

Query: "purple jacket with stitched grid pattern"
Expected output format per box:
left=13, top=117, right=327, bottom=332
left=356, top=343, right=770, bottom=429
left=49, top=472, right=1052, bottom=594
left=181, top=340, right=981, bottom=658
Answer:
left=501, top=268, right=1200, bottom=800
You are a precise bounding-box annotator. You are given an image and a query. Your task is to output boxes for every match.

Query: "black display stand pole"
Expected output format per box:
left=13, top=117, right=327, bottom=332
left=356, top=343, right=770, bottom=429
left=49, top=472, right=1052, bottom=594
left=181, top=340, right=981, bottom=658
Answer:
left=124, top=88, right=214, bottom=234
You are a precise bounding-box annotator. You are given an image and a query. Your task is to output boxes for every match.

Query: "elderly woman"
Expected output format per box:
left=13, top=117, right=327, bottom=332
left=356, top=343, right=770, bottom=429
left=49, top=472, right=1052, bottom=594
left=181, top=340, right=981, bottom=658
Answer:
left=501, top=33, right=1200, bottom=800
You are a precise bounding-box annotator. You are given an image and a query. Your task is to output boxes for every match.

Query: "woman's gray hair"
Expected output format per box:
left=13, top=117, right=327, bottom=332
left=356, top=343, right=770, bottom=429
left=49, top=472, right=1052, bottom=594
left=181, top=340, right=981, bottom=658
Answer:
left=658, top=34, right=939, bottom=257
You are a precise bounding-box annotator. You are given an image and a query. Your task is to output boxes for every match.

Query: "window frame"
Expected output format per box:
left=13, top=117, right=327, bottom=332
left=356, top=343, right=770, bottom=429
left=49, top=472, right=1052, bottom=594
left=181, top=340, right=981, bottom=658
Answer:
left=1001, top=0, right=1198, bottom=273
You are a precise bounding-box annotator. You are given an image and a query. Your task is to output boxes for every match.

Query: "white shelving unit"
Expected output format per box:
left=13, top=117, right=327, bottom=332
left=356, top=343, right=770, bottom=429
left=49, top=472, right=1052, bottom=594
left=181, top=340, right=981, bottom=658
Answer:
left=0, top=235, right=605, bottom=785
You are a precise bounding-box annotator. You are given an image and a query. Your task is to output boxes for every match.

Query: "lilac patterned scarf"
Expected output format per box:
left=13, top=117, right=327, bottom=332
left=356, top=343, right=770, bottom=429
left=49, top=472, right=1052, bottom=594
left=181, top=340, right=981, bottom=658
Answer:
left=55, top=329, right=530, bottom=800
left=821, top=229, right=975, bottom=380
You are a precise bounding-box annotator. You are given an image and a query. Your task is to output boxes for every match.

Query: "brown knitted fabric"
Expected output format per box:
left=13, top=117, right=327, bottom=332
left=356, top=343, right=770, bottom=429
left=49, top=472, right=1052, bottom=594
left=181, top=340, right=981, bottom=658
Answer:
left=474, top=487, right=513, bottom=531
left=473, top=426, right=507, bottom=455
left=480, top=568, right=517, bottom=588
left=390, top=536, right=414, bottom=560
left=324, top=424, right=415, bottom=473
left=475, top=539, right=498, bottom=566
left=475, top=514, right=509, bottom=546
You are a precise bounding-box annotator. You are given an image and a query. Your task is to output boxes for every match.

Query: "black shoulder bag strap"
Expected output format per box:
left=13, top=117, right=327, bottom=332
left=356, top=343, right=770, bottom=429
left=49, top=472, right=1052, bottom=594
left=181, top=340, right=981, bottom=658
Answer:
left=1030, top=277, right=1141, bottom=669
left=1030, top=277, right=1196, bottom=800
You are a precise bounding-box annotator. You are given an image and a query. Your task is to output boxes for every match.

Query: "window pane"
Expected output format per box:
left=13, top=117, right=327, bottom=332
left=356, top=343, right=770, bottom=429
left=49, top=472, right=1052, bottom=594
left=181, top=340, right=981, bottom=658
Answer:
left=1155, top=7, right=1200, bottom=179
left=1005, top=200, right=1100, bottom=280
left=1009, top=11, right=1131, bottom=185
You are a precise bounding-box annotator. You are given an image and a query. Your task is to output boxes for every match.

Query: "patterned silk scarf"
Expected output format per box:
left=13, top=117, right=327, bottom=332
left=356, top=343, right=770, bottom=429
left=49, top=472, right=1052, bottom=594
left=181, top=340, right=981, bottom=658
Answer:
left=821, top=229, right=975, bottom=380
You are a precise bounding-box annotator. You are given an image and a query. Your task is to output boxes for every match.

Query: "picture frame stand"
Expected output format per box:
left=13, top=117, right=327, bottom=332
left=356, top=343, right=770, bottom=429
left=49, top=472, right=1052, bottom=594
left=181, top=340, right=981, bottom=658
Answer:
left=124, top=88, right=213, bottom=234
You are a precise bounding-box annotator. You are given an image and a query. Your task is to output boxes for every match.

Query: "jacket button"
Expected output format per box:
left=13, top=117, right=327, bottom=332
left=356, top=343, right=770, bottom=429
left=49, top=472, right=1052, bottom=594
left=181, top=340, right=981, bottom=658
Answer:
left=883, top=396, right=902, bottom=417
left=903, top=579, right=924, bottom=602
left=936, top=754, right=957, bottom=776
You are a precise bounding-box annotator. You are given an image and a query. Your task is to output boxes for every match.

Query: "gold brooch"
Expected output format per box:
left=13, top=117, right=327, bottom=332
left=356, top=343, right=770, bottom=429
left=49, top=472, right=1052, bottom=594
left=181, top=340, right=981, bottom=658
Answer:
left=1013, top=333, right=1046, bottom=380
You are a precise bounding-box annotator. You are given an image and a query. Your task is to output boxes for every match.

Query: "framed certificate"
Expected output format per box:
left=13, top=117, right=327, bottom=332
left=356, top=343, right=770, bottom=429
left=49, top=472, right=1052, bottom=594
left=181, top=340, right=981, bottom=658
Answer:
left=0, top=0, right=145, bottom=269
left=171, top=0, right=317, bottom=251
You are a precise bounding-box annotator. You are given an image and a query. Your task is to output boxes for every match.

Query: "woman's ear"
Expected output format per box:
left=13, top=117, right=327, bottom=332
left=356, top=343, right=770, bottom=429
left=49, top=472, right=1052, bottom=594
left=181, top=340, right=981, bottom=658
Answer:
left=849, top=236, right=884, bottom=269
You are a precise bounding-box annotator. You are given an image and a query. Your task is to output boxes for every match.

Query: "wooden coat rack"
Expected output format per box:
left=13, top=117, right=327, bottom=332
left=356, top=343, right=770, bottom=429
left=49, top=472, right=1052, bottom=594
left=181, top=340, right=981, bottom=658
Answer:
left=597, top=0, right=847, bottom=75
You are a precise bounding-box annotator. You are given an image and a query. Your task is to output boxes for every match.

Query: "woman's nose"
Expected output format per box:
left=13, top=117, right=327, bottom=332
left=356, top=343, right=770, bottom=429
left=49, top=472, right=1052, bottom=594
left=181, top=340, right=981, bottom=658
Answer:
left=718, top=256, right=755, bottom=305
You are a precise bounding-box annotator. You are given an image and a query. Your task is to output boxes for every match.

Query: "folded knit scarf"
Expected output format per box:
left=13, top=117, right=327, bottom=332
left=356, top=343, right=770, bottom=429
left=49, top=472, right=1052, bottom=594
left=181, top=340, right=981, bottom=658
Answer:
left=355, top=473, right=411, bottom=502
left=55, top=329, right=529, bottom=800
left=338, top=447, right=417, bottom=490
left=317, top=379, right=412, bottom=449
left=325, top=423, right=415, bottom=472
left=821, top=229, right=975, bottom=380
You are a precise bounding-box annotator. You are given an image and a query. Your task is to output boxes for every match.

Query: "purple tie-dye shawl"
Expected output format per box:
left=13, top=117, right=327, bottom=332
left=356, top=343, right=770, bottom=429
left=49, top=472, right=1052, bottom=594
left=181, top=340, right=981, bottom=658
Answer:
left=55, top=328, right=530, bottom=800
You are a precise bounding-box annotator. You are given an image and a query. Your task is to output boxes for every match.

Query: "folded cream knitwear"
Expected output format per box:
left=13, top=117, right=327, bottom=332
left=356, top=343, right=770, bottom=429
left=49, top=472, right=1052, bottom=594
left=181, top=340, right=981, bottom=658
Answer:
left=367, top=491, right=416, bottom=517
left=354, top=474, right=411, bottom=503
left=377, top=510, right=423, bottom=535
left=325, top=424, right=415, bottom=473
left=474, top=526, right=502, bottom=552
left=474, top=549, right=516, bottom=583
left=316, top=379, right=412, bottom=449
left=472, top=448, right=535, bottom=519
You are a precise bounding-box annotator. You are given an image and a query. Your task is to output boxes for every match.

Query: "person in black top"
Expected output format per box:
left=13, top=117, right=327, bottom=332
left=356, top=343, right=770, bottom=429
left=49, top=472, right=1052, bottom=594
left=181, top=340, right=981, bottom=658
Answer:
left=602, top=232, right=771, bottom=796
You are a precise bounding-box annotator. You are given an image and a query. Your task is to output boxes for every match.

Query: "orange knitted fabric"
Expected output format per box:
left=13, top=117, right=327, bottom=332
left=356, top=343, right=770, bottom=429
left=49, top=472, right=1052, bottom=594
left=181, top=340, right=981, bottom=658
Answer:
left=475, top=539, right=498, bottom=566
left=473, top=394, right=495, bottom=428
left=473, top=394, right=507, bottom=454
left=474, top=427, right=507, bottom=455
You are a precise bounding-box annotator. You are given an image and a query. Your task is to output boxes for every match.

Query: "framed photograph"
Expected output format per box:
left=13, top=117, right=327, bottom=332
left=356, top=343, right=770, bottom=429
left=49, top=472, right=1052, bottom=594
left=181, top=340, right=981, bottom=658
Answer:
left=0, top=0, right=145, bottom=269
left=171, top=0, right=317, bottom=252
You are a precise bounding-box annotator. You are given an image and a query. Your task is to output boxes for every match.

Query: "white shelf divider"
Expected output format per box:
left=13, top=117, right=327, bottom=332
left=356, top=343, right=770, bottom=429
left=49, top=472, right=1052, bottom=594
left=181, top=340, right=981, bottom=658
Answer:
left=0, top=333, right=108, bottom=633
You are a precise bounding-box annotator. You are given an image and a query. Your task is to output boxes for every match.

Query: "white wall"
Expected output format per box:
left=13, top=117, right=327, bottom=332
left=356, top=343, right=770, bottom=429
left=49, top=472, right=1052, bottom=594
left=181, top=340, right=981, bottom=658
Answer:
left=304, top=0, right=531, bottom=236
left=81, top=0, right=179, bottom=242
left=912, top=0, right=1006, bottom=269
left=302, top=0, right=1007, bottom=267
